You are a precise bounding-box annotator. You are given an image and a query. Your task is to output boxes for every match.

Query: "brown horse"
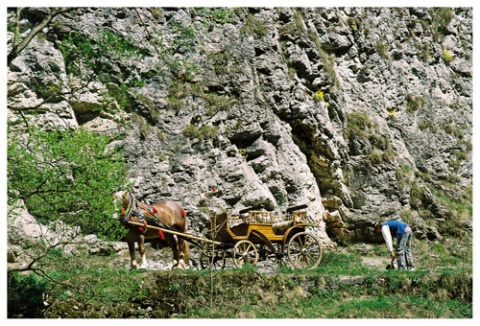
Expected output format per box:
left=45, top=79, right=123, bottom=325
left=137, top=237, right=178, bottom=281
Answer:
left=114, top=191, right=189, bottom=269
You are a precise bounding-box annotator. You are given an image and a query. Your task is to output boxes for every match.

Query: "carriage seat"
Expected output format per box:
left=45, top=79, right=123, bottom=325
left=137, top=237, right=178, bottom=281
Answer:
left=272, top=220, right=293, bottom=235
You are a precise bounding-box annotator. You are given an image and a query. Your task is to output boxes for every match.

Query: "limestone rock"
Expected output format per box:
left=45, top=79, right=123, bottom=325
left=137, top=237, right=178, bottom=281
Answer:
left=7, top=8, right=472, bottom=265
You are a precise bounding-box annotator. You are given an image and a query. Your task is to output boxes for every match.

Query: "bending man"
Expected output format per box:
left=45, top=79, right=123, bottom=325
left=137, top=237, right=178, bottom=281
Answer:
left=374, top=219, right=415, bottom=270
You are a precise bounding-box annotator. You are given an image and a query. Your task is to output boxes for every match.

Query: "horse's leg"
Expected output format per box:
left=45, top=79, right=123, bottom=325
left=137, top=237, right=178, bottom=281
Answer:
left=165, top=234, right=180, bottom=269
left=177, top=237, right=188, bottom=269
left=125, top=233, right=138, bottom=269
left=138, top=234, right=148, bottom=269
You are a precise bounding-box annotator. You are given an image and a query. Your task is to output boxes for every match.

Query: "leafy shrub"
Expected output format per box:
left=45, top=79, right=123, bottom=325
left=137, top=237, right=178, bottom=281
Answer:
left=169, top=21, right=197, bottom=53
left=8, top=127, right=130, bottom=240
left=59, top=30, right=148, bottom=111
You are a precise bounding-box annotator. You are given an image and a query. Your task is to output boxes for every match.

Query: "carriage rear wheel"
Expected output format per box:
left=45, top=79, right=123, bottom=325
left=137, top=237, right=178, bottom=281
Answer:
left=233, top=240, right=258, bottom=268
left=200, top=248, right=226, bottom=270
left=287, top=231, right=322, bottom=269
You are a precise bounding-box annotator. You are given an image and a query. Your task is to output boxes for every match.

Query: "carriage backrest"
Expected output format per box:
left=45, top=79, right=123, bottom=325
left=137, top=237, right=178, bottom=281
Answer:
left=228, top=209, right=308, bottom=226
left=291, top=210, right=308, bottom=224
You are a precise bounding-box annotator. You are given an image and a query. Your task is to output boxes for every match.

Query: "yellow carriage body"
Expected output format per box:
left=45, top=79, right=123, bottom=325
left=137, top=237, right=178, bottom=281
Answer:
left=226, top=210, right=308, bottom=243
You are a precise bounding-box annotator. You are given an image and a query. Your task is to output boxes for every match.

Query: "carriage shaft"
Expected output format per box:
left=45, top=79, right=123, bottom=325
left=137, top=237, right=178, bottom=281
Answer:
left=127, top=221, right=223, bottom=246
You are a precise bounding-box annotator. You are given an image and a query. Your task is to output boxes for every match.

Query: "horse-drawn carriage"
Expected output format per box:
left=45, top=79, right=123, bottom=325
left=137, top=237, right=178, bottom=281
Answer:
left=199, top=205, right=323, bottom=270
left=115, top=191, right=322, bottom=270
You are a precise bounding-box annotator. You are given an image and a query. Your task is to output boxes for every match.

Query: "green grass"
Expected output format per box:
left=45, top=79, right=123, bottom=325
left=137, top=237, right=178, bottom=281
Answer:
left=249, top=294, right=469, bottom=318
left=172, top=273, right=471, bottom=318
left=8, top=233, right=472, bottom=318
left=10, top=266, right=472, bottom=318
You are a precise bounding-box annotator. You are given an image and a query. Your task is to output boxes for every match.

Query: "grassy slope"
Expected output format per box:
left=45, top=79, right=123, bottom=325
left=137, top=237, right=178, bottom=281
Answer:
left=8, top=235, right=472, bottom=318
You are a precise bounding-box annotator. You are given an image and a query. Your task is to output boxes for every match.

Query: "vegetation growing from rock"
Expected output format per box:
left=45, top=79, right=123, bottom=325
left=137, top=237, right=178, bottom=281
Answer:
left=6, top=7, right=472, bottom=319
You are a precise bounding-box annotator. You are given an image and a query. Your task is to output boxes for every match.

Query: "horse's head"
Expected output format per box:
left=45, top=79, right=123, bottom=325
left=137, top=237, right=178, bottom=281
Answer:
left=113, top=191, right=134, bottom=222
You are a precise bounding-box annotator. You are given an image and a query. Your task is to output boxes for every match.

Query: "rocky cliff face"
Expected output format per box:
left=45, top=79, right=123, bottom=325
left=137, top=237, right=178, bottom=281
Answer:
left=7, top=7, right=473, bottom=249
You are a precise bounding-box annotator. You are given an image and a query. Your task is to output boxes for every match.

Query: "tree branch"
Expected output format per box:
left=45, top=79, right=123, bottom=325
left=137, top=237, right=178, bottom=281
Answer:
left=8, top=221, right=80, bottom=289
left=8, top=7, right=73, bottom=65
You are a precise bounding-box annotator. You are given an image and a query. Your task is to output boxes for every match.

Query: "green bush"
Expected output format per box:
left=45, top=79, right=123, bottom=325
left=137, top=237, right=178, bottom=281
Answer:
left=8, top=126, right=130, bottom=240
left=8, top=272, right=47, bottom=318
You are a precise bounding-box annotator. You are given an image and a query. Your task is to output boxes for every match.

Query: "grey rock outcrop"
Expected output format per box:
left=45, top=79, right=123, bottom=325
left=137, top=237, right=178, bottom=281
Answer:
left=7, top=7, right=472, bottom=263
left=7, top=202, right=127, bottom=270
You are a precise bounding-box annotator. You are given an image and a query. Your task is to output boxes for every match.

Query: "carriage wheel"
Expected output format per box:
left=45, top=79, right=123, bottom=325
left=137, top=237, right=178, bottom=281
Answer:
left=200, top=249, right=226, bottom=270
left=287, top=232, right=322, bottom=270
left=233, top=240, right=258, bottom=268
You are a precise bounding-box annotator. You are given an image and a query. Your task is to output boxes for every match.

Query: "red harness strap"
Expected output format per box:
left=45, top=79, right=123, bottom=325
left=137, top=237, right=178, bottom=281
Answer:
left=138, top=220, right=148, bottom=233
left=138, top=220, right=165, bottom=240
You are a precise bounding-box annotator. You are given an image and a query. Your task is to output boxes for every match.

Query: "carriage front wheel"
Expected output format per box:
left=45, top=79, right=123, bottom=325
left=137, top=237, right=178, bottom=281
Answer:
left=287, top=232, right=322, bottom=269
left=233, top=240, right=259, bottom=268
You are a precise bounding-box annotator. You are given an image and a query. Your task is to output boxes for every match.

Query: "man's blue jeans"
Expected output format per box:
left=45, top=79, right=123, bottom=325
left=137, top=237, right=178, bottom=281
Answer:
left=396, top=226, right=414, bottom=270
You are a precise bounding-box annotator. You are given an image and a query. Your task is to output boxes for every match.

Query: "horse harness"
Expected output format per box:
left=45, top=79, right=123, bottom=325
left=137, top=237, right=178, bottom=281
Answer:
left=120, top=192, right=166, bottom=239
